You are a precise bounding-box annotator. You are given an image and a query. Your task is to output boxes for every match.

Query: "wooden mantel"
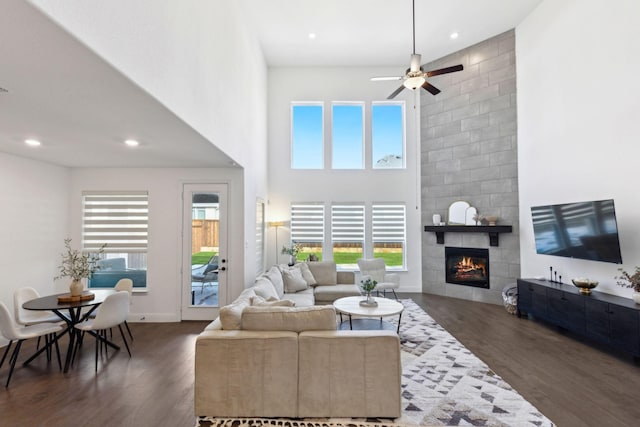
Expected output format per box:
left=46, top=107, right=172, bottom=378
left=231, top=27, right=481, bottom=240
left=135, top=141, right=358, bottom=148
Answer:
left=423, top=225, right=513, bottom=247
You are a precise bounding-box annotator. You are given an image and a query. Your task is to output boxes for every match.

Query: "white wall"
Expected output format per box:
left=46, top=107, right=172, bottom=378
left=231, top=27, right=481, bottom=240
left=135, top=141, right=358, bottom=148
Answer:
left=29, top=0, right=270, bottom=292
left=516, top=0, right=640, bottom=297
left=0, top=153, right=70, bottom=346
left=68, top=167, right=244, bottom=322
left=268, top=67, right=423, bottom=292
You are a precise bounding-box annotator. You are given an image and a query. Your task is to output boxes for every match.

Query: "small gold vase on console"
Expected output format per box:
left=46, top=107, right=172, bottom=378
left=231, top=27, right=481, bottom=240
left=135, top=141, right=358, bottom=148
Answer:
left=69, top=279, right=84, bottom=296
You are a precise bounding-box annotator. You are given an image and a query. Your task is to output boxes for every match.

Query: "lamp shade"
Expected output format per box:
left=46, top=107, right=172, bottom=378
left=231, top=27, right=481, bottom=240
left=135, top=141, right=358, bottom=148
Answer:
left=404, top=75, right=426, bottom=90
left=268, top=221, right=285, bottom=227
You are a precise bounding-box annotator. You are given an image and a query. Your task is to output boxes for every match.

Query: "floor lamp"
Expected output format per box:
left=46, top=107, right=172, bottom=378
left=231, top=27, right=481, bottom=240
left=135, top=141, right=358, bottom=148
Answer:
left=268, top=221, right=285, bottom=264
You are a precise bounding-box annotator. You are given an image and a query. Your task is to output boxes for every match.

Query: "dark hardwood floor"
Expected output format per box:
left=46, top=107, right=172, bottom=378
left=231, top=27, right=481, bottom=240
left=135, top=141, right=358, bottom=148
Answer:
left=1, top=294, right=639, bottom=426
left=408, top=293, right=640, bottom=427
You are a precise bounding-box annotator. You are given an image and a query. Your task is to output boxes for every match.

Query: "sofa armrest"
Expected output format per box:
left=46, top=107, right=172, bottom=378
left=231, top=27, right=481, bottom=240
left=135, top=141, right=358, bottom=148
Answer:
left=195, top=330, right=299, bottom=418
left=337, top=271, right=355, bottom=284
left=297, top=330, right=402, bottom=418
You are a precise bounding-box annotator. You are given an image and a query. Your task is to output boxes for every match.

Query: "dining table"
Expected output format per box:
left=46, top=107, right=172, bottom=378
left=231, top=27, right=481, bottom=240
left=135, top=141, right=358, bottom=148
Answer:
left=22, top=289, right=117, bottom=373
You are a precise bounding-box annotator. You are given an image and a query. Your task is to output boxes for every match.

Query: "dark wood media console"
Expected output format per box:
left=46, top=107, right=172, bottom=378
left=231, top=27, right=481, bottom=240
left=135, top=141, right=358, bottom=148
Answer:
left=517, top=278, right=640, bottom=358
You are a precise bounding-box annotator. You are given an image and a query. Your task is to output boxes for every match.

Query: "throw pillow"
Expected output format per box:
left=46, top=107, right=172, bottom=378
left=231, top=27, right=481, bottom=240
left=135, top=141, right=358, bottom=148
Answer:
left=280, top=266, right=308, bottom=293
left=250, top=295, right=295, bottom=307
left=253, top=277, right=280, bottom=300
left=296, top=262, right=317, bottom=286
left=219, top=288, right=256, bottom=330
left=264, top=266, right=285, bottom=298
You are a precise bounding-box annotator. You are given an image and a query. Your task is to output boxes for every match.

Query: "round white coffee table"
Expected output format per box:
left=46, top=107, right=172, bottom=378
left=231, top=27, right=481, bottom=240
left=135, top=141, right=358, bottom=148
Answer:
left=333, top=296, right=404, bottom=333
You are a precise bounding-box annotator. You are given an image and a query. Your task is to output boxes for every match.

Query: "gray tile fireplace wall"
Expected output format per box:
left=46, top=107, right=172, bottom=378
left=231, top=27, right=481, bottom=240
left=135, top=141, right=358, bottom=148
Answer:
left=420, top=30, right=520, bottom=304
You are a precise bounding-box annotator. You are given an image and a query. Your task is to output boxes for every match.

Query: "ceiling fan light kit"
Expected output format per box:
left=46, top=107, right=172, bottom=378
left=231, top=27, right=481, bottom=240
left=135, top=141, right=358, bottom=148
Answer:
left=372, top=0, right=464, bottom=99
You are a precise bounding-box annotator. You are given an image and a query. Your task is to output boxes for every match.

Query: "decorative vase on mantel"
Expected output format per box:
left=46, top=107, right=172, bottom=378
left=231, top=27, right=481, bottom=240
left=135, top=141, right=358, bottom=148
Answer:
left=69, top=279, right=84, bottom=297
left=633, top=292, right=640, bottom=305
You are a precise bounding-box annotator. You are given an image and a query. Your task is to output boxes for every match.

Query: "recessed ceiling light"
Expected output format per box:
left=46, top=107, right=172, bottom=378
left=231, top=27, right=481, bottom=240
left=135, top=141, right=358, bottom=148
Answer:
left=450, top=32, right=459, bottom=40
left=25, top=139, right=41, bottom=147
left=124, top=139, right=139, bottom=147
left=308, top=33, right=316, bottom=40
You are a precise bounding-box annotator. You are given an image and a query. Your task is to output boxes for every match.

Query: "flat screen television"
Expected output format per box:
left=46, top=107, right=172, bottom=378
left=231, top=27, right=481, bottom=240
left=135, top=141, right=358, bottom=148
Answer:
left=531, top=199, right=623, bottom=264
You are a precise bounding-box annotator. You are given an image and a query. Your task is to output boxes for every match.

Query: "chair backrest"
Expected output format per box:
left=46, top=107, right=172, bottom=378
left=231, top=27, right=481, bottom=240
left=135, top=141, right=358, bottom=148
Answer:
left=357, top=258, right=387, bottom=283
left=114, top=278, right=133, bottom=295
left=92, top=291, right=130, bottom=330
left=13, top=287, right=40, bottom=325
left=0, top=302, right=21, bottom=341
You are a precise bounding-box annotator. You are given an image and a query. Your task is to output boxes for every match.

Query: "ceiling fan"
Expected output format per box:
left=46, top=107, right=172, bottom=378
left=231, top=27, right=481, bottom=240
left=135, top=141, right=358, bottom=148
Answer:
left=371, top=0, right=464, bottom=99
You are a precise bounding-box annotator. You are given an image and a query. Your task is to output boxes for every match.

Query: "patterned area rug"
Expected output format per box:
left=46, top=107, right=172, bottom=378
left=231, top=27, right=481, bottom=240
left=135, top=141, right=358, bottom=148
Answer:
left=198, top=299, right=554, bottom=427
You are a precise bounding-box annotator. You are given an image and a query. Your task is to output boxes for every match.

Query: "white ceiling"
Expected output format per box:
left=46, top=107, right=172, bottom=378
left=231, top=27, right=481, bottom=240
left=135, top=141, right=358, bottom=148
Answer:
left=0, top=0, right=542, bottom=168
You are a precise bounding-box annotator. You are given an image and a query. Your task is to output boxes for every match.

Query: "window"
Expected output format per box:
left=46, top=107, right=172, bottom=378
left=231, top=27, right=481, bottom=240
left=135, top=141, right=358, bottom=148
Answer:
left=83, top=191, right=148, bottom=289
left=291, top=204, right=324, bottom=261
left=291, top=103, right=323, bottom=169
left=331, top=204, right=364, bottom=269
left=372, top=102, right=404, bottom=168
left=332, top=103, right=364, bottom=169
left=372, top=204, right=406, bottom=269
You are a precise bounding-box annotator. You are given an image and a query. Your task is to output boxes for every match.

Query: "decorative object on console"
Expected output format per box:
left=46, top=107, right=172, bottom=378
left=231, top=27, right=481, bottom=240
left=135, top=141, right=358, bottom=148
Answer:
left=54, top=238, right=105, bottom=297
left=571, top=278, right=599, bottom=295
left=432, top=213, right=441, bottom=225
left=615, top=266, right=640, bottom=303
left=359, top=278, right=378, bottom=307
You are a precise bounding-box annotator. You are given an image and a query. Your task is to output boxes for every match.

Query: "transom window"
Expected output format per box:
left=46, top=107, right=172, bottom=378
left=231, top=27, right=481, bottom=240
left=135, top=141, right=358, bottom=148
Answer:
left=372, top=102, right=405, bottom=168
left=332, top=103, right=364, bottom=169
left=291, top=103, right=323, bottom=169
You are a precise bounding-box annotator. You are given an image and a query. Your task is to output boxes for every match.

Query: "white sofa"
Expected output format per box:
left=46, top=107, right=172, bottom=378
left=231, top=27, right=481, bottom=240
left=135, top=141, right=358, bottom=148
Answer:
left=194, top=262, right=402, bottom=419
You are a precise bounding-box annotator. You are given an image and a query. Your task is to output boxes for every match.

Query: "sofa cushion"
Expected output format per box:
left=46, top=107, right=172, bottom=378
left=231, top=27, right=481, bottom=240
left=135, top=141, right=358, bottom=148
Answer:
left=313, top=284, right=361, bottom=304
left=264, top=266, right=285, bottom=298
left=219, top=288, right=256, bottom=330
left=307, top=261, right=337, bottom=286
left=241, top=306, right=337, bottom=332
left=253, top=277, right=280, bottom=300
left=250, top=295, right=295, bottom=307
left=280, top=266, right=308, bottom=292
left=297, top=262, right=317, bottom=286
left=283, top=287, right=315, bottom=307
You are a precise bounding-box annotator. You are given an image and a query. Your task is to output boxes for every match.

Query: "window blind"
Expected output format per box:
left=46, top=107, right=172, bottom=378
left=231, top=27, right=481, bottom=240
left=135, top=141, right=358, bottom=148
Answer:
left=82, top=192, right=149, bottom=253
left=331, top=204, right=364, bottom=242
left=291, top=204, right=324, bottom=243
left=372, top=204, right=406, bottom=242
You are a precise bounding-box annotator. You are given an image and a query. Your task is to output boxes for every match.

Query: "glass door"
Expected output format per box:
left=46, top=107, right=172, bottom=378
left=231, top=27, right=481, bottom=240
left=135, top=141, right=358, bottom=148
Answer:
left=182, top=183, right=227, bottom=320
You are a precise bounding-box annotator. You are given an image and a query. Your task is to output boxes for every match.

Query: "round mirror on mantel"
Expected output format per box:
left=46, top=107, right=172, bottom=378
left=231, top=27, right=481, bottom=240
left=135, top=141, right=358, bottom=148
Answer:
left=447, top=201, right=470, bottom=225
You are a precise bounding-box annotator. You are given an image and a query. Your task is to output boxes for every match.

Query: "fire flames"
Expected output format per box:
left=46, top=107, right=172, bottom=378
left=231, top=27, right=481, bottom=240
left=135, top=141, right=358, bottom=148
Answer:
left=453, top=256, right=486, bottom=277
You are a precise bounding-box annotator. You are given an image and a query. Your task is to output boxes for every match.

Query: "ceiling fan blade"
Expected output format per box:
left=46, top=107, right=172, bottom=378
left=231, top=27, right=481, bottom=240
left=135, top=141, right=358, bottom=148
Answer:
left=387, top=85, right=405, bottom=99
left=371, top=76, right=403, bottom=81
left=421, top=81, right=441, bottom=95
left=426, top=64, right=464, bottom=77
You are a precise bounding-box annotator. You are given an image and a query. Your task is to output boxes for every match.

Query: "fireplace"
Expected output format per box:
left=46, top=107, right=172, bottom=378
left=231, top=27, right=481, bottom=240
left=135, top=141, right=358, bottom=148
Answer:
left=445, top=247, right=489, bottom=288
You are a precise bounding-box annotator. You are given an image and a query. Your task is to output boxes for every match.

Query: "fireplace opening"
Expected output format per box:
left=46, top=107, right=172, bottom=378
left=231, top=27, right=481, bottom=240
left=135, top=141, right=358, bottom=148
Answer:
left=445, top=247, right=489, bottom=289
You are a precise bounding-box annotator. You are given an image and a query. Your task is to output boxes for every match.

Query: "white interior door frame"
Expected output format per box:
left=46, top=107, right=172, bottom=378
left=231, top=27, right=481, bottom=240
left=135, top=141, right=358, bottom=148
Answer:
left=181, top=183, right=228, bottom=321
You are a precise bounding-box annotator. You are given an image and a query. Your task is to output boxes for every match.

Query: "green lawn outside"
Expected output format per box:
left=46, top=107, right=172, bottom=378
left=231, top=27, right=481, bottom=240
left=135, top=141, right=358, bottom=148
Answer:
left=296, top=251, right=403, bottom=267
left=192, top=251, right=216, bottom=265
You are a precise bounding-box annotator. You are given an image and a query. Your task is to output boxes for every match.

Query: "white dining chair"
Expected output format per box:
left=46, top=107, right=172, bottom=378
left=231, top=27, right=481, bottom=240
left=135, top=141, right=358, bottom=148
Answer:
left=0, top=302, right=63, bottom=387
left=357, top=258, right=400, bottom=300
left=74, top=291, right=131, bottom=371
left=14, top=287, right=62, bottom=325
left=14, top=287, right=65, bottom=351
left=87, top=279, right=134, bottom=341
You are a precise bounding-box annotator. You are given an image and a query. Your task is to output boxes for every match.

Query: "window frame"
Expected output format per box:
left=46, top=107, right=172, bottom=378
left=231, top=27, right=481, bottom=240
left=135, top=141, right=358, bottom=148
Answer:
left=371, top=101, right=406, bottom=169
left=331, top=102, right=365, bottom=170
left=82, top=191, right=149, bottom=289
left=291, top=102, right=324, bottom=169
